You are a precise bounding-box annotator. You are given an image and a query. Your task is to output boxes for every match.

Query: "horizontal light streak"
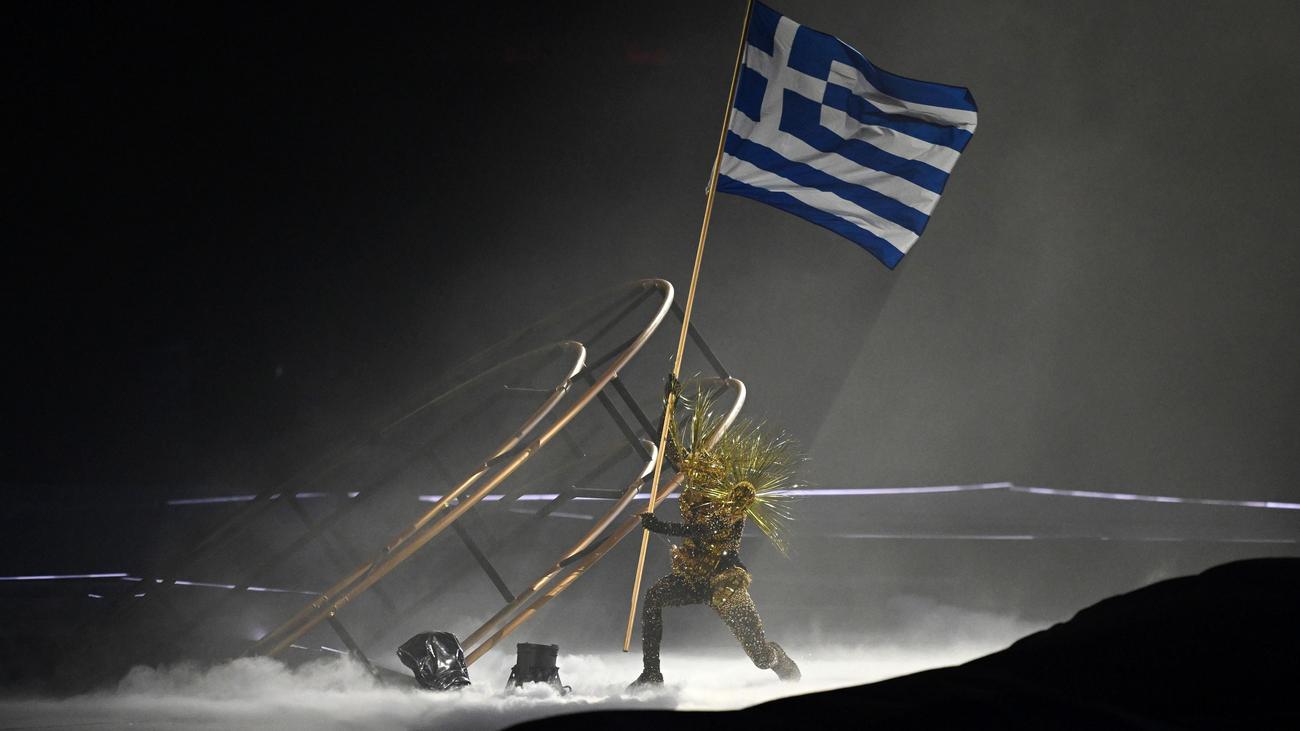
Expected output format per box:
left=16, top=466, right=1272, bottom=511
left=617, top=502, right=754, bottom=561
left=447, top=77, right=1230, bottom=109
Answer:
left=167, top=491, right=363, bottom=506
left=507, top=508, right=593, bottom=520
left=167, top=495, right=258, bottom=505
left=0, top=572, right=128, bottom=581
left=173, top=580, right=237, bottom=590
left=2, top=573, right=317, bottom=597
left=834, top=533, right=1034, bottom=541
left=1012, top=486, right=1300, bottom=510
left=165, top=483, right=1300, bottom=511
left=830, top=533, right=1297, bottom=543
left=418, top=494, right=508, bottom=503
left=782, top=483, right=1012, bottom=496
left=246, top=585, right=318, bottom=595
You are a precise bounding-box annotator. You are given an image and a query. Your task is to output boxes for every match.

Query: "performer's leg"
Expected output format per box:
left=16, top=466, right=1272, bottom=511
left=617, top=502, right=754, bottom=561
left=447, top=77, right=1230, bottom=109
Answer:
left=712, top=587, right=801, bottom=681
left=633, top=574, right=706, bottom=685
left=711, top=587, right=770, bottom=667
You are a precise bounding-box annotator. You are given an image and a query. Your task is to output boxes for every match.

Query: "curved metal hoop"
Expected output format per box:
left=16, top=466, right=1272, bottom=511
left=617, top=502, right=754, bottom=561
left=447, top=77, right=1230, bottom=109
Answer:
left=250, top=279, right=676, bottom=657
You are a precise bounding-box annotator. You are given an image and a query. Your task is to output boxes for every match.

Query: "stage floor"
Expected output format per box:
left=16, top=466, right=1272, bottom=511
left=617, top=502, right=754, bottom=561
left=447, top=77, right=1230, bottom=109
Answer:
left=0, top=639, right=1016, bottom=730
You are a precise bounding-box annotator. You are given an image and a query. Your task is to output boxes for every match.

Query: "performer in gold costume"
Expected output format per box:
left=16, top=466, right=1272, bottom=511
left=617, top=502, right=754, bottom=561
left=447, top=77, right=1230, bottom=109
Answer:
left=629, top=383, right=801, bottom=687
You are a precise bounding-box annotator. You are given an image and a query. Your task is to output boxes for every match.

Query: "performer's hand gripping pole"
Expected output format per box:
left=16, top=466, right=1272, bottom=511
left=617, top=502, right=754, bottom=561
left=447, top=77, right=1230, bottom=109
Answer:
left=622, top=0, right=755, bottom=652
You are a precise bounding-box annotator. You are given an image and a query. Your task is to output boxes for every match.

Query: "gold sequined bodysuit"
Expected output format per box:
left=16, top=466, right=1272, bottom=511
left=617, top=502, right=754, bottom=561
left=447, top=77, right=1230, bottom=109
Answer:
left=644, top=483, right=751, bottom=606
left=629, top=385, right=801, bottom=687
left=637, top=479, right=797, bottom=684
left=673, top=484, right=743, bottom=570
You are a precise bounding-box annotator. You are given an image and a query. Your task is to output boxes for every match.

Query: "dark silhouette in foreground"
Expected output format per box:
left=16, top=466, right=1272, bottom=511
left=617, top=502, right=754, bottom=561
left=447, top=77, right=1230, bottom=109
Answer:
left=513, top=558, right=1300, bottom=730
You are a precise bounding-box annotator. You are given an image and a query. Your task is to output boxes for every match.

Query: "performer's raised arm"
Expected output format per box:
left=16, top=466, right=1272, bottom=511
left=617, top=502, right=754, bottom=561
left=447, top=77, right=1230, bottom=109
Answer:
left=639, top=512, right=694, bottom=537
left=639, top=511, right=741, bottom=540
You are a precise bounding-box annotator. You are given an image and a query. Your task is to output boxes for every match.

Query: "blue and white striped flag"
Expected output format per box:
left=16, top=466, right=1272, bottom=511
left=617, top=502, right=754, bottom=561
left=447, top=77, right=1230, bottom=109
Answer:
left=717, top=2, right=978, bottom=269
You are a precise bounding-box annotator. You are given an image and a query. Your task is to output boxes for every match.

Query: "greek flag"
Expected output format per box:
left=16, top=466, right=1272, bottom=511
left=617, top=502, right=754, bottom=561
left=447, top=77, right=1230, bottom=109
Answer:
left=717, top=2, right=978, bottom=269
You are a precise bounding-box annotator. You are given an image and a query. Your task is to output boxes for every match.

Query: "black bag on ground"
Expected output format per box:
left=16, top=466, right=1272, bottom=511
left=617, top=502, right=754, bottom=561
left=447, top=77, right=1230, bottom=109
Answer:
left=397, top=631, right=471, bottom=690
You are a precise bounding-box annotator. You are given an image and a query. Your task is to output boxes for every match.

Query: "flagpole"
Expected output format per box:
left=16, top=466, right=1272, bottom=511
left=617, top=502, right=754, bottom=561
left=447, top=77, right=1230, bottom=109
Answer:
left=623, top=0, right=755, bottom=653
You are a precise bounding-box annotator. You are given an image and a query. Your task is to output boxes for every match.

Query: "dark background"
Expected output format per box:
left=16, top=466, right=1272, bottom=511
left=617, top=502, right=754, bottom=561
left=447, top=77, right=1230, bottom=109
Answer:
left=3, top=0, right=1298, bottom=677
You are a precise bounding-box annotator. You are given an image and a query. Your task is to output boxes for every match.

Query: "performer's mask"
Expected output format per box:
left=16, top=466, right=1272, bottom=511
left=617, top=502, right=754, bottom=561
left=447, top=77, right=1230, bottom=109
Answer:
left=726, top=481, right=756, bottom=519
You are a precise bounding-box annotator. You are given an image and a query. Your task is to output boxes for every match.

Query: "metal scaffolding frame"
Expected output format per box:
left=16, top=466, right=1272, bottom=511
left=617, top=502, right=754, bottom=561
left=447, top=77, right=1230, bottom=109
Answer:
left=98, top=279, right=735, bottom=672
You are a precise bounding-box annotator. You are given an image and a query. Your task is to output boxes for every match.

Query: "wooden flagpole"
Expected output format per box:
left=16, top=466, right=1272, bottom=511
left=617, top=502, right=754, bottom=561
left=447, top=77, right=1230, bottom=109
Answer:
left=623, top=0, right=755, bottom=652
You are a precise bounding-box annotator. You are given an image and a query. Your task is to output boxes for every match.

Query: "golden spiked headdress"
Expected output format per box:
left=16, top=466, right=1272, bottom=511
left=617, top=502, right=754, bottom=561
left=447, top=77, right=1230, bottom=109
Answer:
left=667, top=384, right=803, bottom=555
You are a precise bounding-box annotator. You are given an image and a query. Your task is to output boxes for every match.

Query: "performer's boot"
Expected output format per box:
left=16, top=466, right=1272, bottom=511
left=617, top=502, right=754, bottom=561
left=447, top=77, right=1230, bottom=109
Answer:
left=626, top=667, right=663, bottom=690
left=767, top=642, right=800, bottom=682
